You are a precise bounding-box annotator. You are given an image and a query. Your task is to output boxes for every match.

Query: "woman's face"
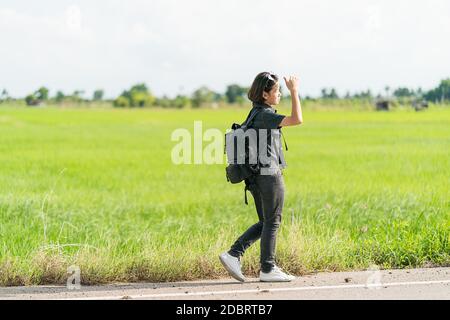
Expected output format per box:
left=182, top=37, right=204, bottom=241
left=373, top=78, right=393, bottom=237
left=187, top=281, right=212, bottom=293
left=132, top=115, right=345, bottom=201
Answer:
left=263, top=82, right=281, bottom=106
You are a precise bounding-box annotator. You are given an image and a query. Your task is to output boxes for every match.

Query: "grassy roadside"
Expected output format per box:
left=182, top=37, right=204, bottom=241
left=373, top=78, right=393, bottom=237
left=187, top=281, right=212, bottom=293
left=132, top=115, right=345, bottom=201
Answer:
left=0, top=104, right=449, bottom=285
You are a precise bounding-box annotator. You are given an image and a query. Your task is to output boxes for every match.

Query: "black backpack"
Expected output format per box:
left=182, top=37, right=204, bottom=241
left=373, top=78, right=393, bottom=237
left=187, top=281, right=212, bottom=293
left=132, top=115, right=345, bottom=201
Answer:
left=224, top=106, right=290, bottom=204
left=224, top=106, right=263, bottom=204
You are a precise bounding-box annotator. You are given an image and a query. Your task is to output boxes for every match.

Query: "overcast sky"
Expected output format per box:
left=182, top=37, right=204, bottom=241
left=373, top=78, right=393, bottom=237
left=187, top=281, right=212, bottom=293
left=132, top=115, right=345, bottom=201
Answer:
left=1, top=0, right=449, bottom=99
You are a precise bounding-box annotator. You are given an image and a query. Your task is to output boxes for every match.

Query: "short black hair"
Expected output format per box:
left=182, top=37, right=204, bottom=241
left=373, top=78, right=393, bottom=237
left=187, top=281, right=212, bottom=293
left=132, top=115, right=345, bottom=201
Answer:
left=247, top=72, right=279, bottom=104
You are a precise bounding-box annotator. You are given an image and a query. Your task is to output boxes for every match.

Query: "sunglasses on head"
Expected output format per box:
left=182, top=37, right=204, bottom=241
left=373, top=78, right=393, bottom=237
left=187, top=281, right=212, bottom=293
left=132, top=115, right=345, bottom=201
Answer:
left=264, top=73, right=275, bottom=81
left=263, top=73, right=277, bottom=89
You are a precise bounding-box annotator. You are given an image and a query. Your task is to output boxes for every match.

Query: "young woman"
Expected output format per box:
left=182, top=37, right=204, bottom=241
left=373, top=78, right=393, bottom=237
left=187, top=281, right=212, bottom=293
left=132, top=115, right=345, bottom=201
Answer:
left=220, top=72, right=303, bottom=282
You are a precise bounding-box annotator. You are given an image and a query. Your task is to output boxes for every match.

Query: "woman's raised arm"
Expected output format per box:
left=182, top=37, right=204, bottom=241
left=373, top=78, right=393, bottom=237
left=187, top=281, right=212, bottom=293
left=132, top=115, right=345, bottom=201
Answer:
left=280, top=75, right=303, bottom=127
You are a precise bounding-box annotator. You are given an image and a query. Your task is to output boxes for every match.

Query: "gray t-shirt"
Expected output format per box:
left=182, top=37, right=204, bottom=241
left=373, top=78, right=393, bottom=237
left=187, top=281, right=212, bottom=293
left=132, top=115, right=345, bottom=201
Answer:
left=250, top=102, right=287, bottom=174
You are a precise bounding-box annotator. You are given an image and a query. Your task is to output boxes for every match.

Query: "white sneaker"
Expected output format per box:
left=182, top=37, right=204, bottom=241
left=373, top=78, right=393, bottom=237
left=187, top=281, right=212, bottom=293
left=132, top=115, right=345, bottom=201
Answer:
left=219, top=252, right=246, bottom=282
left=260, top=266, right=296, bottom=282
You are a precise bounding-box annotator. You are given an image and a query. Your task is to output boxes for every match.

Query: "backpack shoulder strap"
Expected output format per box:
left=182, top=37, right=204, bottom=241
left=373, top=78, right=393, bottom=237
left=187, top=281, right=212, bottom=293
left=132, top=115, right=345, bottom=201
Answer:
left=242, top=106, right=263, bottom=128
left=280, top=129, right=289, bottom=151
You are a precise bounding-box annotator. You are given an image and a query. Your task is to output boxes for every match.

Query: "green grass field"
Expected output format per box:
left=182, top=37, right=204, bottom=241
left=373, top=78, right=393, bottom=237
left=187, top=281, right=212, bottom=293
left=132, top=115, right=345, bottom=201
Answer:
left=0, top=104, right=449, bottom=286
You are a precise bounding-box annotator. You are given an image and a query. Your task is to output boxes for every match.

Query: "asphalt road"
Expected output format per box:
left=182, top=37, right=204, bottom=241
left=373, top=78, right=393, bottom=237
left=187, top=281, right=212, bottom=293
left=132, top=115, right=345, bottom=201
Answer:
left=0, top=267, right=448, bottom=300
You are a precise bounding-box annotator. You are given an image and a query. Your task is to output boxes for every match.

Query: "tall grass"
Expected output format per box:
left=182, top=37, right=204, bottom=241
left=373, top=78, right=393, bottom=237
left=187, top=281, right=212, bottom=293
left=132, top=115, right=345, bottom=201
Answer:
left=0, top=104, right=448, bottom=285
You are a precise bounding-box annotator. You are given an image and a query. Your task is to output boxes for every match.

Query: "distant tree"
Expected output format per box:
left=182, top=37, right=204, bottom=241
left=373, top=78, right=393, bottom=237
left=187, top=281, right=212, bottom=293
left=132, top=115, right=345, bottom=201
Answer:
left=73, top=90, right=84, bottom=98
left=393, top=87, right=414, bottom=98
left=35, top=87, right=49, bottom=101
left=213, top=92, right=225, bottom=103
left=129, top=83, right=148, bottom=93
left=128, top=83, right=154, bottom=107
left=131, top=91, right=151, bottom=107
left=329, top=88, right=339, bottom=99
left=155, top=95, right=170, bottom=108
left=71, top=90, right=85, bottom=103
left=191, top=86, right=215, bottom=108
left=24, top=87, right=49, bottom=106
left=353, top=89, right=372, bottom=99
left=113, top=96, right=130, bottom=107
left=320, top=88, right=339, bottom=99
left=25, top=94, right=39, bottom=106
left=55, top=91, right=65, bottom=103
left=225, top=84, right=247, bottom=103
left=93, top=89, right=104, bottom=101
left=155, top=95, right=190, bottom=108
left=424, top=78, right=450, bottom=103
left=113, top=83, right=155, bottom=107
left=173, top=95, right=190, bottom=108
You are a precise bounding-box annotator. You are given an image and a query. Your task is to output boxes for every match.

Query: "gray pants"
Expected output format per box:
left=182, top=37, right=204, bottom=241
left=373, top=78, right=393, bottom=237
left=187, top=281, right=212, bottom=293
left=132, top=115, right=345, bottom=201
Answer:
left=228, top=169, right=285, bottom=273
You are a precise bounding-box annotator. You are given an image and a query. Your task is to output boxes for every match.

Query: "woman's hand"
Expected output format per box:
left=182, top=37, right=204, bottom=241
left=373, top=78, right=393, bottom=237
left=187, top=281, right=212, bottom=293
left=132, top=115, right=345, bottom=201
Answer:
left=283, top=75, right=299, bottom=92
left=279, top=75, right=303, bottom=127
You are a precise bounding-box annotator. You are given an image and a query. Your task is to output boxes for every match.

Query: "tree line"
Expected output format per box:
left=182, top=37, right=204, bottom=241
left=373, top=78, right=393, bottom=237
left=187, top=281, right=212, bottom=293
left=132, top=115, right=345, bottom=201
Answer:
left=1, top=78, right=449, bottom=107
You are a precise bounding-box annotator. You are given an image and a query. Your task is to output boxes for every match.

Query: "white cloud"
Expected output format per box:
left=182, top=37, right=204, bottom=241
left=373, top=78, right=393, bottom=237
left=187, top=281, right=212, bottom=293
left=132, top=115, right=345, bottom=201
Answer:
left=0, top=0, right=449, bottom=98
